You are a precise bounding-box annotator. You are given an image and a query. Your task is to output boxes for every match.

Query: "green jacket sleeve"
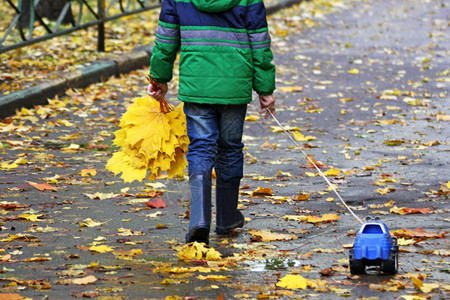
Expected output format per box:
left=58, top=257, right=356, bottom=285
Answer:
left=149, top=0, right=180, bottom=83
left=247, top=1, right=276, bottom=95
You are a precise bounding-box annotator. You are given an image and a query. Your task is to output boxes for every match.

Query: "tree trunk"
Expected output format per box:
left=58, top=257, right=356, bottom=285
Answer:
left=20, top=0, right=74, bottom=27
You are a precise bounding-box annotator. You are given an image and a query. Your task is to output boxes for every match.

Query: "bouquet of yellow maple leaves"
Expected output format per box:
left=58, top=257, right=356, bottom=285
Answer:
left=106, top=80, right=188, bottom=183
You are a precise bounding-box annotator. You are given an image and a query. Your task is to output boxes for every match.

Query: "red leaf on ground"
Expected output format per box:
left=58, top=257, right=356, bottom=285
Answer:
left=145, top=197, right=166, bottom=208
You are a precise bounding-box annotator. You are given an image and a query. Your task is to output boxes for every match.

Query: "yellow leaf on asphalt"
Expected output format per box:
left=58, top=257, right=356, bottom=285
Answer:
left=323, top=168, right=341, bottom=176
left=276, top=274, right=307, bottom=289
left=84, top=192, right=119, bottom=200
left=80, top=169, right=97, bottom=177
left=292, top=132, right=316, bottom=141
left=278, top=86, right=303, bottom=93
left=282, top=215, right=309, bottom=222
left=397, top=238, right=416, bottom=246
left=293, top=193, right=310, bottom=201
left=245, top=115, right=260, bottom=122
left=90, top=245, right=114, bottom=253
left=177, top=242, right=222, bottom=261
left=22, top=257, right=52, bottom=262
left=376, top=187, right=394, bottom=195
left=80, top=218, right=105, bottom=227
left=19, top=214, right=44, bottom=222
left=348, top=68, right=359, bottom=74
left=419, top=283, right=440, bottom=293
left=436, top=114, right=450, bottom=121
left=248, top=229, right=297, bottom=242
left=251, top=187, right=273, bottom=196
left=306, top=214, right=340, bottom=223
left=270, top=125, right=299, bottom=133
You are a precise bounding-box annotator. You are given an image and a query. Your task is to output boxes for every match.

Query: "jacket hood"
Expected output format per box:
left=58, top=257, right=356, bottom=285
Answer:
left=192, top=0, right=241, bottom=12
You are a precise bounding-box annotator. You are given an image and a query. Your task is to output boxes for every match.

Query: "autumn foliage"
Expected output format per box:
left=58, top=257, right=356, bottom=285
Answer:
left=106, top=96, right=189, bottom=182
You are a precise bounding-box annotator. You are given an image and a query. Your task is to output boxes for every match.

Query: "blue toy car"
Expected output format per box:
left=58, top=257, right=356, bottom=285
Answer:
left=349, top=217, right=398, bottom=275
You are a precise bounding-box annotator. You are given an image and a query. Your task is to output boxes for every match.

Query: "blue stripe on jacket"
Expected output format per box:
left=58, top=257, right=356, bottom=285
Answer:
left=159, top=0, right=268, bottom=31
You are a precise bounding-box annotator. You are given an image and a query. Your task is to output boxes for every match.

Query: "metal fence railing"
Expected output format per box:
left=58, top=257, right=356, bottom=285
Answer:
left=0, top=0, right=161, bottom=54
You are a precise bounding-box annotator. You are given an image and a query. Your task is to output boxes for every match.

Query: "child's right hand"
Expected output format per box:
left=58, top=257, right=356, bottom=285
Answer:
left=147, top=82, right=168, bottom=101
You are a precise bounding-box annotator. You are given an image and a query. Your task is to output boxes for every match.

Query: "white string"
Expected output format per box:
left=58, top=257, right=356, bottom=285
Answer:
left=266, top=108, right=363, bottom=224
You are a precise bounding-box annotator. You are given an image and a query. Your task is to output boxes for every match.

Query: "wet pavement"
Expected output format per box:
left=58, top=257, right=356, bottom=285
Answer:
left=0, top=0, right=449, bottom=299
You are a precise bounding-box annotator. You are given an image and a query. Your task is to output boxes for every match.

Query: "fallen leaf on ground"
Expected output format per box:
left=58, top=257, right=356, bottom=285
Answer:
left=27, top=181, right=59, bottom=191
left=278, top=86, right=303, bottom=92
left=251, top=187, right=273, bottom=196
left=276, top=274, right=317, bottom=289
left=22, top=257, right=52, bottom=262
left=84, top=192, right=119, bottom=200
left=248, top=230, right=298, bottom=242
left=89, top=245, right=114, bottom=253
left=80, top=218, right=106, bottom=227
left=177, top=242, right=222, bottom=261
left=145, top=197, right=166, bottom=208
left=390, top=206, right=430, bottom=215
left=0, top=294, right=28, bottom=300
left=19, top=214, right=44, bottom=222
left=392, top=228, right=447, bottom=239
left=80, top=169, right=97, bottom=177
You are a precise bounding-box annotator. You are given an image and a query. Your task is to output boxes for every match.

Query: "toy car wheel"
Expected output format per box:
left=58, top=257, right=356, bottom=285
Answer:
left=350, top=259, right=365, bottom=275
left=349, top=249, right=365, bottom=275
left=381, top=251, right=398, bottom=275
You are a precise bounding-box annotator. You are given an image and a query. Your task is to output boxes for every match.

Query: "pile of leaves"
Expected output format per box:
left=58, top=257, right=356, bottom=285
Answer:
left=106, top=95, right=188, bottom=182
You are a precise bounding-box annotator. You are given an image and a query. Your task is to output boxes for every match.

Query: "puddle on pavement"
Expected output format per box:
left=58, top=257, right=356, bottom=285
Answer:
left=243, top=258, right=302, bottom=272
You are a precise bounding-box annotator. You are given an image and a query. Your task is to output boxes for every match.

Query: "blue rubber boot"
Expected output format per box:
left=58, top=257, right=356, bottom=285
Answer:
left=215, top=183, right=244, bottom=234
left=185, top=173, right=211, bottom=244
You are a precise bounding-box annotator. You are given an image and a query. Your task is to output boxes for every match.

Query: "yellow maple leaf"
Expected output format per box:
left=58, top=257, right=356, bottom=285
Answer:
left=292, top=132, right=316, bottom=141
left=106, top=96, right=188, bottom=183
left=248, top=230, right=298, bottom=242
left=245, top=115, right=260, bottom=121
left=177, top=242, right=222, bottom=261
left=80, top=169, right=97, bottom=177
left=251, top=187, right=273, bottom=196
left=397, top=238, right=416, bottom=246
left=282, top=214, right=339, bottom=224
left=276, top=274, right=307, bottom=289
left=270, top=125, right=299, bottom=133
left=90, top=245, right=114, bottom=253
left=19, top=214, right=44, bottom=222
left=307, top=213, right=340, bottom=223
left=323, top=168, right=341, bottom=176
left=420, top=283, right=440, bottom=293
left=278, top=86, right=303, bottom=93
left=80, top=218, right=105, bottom=227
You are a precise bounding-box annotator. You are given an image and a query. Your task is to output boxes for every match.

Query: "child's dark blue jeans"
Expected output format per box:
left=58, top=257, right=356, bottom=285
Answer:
left=183, top=102, right=247, bottom=185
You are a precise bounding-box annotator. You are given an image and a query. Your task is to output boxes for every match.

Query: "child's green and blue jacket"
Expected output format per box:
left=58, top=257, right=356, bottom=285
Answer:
left=150, top=0, right=276, bottom=105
